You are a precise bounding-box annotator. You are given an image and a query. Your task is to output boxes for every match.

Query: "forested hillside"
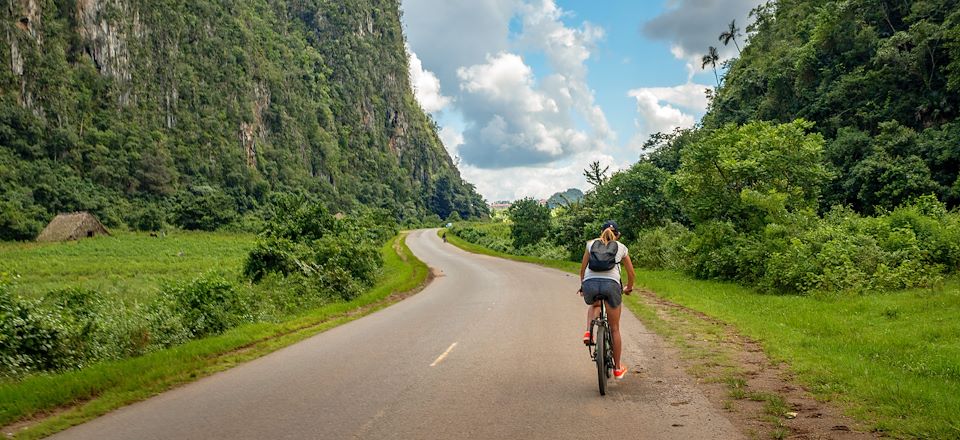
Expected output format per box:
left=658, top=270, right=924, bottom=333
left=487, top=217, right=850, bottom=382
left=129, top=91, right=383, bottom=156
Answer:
left=0, top=0, right=486, bottom=240
left=704, top=0, right=960, bottom=212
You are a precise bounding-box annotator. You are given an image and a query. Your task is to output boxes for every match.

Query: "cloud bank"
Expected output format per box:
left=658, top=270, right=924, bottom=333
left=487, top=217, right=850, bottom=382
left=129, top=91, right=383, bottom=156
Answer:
left=642, top=0, right=763, bottom=76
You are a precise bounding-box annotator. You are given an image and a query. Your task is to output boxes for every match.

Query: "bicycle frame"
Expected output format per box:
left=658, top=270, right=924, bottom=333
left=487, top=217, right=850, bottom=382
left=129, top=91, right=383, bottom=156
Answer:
left=587, top=299, right=615, bottom=395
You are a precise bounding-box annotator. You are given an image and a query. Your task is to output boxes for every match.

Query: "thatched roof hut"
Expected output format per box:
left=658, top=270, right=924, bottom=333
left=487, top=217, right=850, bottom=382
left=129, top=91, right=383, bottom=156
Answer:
left=37, top=212, right=110, bottom=242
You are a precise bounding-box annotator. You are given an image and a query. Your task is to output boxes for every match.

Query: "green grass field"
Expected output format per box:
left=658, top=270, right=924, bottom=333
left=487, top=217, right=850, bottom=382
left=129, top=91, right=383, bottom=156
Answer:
left=1, top=233, right=429, bottom=439
left=443, top=228, right=960, bottom=438
left=0, top=232, right=255, bottom=301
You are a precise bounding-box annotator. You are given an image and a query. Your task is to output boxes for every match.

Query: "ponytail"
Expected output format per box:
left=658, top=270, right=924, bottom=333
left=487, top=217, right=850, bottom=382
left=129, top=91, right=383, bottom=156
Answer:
left=599, top=227, right=617, bottom=245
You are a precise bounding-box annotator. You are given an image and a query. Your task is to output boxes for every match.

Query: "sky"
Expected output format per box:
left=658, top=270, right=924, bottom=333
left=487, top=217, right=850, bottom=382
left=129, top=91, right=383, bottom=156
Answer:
left=400, top=0, right=764, bottom=202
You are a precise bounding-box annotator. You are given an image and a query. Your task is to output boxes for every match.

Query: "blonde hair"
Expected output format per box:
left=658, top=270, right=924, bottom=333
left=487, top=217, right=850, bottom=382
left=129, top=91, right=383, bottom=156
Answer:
left=599, top=227, right=617, bottom=245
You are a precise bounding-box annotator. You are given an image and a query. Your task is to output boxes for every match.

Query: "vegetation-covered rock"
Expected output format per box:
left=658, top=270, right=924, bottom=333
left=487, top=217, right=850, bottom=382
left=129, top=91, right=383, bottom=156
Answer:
left=0, top=0, right=486, bottom=239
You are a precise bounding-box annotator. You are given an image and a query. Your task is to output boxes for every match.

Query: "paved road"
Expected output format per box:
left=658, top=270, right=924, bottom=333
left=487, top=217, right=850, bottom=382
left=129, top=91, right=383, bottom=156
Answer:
left=51, top=229, right=743, bottom=439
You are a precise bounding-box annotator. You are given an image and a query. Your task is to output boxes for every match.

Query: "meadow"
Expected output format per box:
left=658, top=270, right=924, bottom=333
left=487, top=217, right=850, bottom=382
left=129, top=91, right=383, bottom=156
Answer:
left=444, top=226, right=960, bottom=438
left=0, top=232, right=255, bottom=302
left=0, top=231, right=429, bottom=439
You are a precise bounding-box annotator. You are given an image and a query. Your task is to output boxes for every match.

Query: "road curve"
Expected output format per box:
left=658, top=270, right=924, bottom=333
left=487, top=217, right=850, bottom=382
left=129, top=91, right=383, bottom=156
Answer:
left=50, top=229, right=743, bottom=440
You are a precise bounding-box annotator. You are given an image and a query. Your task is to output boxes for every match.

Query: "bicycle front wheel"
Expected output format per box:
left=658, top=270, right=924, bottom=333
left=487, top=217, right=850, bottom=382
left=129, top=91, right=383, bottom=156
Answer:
left=596, top=323, right=608, bottom=396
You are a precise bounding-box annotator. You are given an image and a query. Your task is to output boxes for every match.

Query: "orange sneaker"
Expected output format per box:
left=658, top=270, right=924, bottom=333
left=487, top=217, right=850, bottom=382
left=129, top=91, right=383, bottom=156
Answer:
left=614, top=366, right=628, bottom=379
left=582, top=331, right=592, bottom=345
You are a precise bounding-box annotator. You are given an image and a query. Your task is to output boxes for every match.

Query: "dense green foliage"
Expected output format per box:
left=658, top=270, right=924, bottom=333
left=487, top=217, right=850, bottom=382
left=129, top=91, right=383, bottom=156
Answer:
left=707, top=0, right=960, bottom=212
left=243, top=195, right=394, bottom=302
left=506, top=198, right=551, bottom=248
left=0, top=0, right=486, bottom=240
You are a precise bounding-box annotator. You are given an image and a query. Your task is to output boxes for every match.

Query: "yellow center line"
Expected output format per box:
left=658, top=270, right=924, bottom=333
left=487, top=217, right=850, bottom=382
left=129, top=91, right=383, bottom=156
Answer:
left=429, top=342, right=459, bottom=367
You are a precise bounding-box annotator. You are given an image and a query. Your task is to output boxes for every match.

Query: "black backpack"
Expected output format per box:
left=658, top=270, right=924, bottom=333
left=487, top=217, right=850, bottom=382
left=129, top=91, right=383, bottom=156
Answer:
left=588, top=240, right=619, bottom=271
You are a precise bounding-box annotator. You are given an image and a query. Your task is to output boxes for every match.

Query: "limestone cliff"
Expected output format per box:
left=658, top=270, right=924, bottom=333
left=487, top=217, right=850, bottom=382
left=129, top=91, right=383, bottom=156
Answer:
left=0, top=0, right=485, bottom=238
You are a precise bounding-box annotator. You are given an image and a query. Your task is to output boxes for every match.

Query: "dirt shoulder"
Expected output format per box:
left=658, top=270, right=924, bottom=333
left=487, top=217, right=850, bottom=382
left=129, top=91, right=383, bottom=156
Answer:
left=626, top=289, right=882, bottom=440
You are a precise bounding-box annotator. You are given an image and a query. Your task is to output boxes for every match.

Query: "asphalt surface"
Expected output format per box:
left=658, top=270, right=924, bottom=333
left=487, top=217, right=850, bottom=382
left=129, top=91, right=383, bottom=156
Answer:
left=50, top=229, right=743, bottom=439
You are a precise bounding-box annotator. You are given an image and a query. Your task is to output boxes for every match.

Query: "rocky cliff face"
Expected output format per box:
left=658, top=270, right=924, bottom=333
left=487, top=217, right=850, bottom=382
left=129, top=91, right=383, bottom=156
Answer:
left=0, top=0, right=485, bottom=238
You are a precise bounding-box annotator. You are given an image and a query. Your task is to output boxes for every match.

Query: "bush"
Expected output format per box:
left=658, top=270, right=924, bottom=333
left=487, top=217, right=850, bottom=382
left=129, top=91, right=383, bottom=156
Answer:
left=243, top=195, right=389, bottom=302
left=449, top=222, right=514, bottom=253
left=758, top=202, right=952, bottom=294
left=127, top=201, right=167, bottom=231
left=630, top=221, right=693, bottom=270
left=517, top=240, right=568, bottom=260
left=161, top=274, right=253, bottom=338
left=0, top=281, right=70, bottom=377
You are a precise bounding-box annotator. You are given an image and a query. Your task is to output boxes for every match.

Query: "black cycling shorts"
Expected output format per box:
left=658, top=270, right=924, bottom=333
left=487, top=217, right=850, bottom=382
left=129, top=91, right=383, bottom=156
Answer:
left=581, top=278, right=622, bottom=308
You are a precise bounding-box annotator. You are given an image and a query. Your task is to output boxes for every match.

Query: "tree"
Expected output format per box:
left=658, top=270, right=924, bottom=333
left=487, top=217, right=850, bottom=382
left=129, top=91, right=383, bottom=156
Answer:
left=591, top=163, right=682, bottom=240
left=702, top=46, right=721, bottom=87
left=719, top=20, right=742, bottom=54
left=508, top=198, right=551, bottom=248
left=583, top=161, right=609, bottom=188
left=670, top=120, right=830, bottom=231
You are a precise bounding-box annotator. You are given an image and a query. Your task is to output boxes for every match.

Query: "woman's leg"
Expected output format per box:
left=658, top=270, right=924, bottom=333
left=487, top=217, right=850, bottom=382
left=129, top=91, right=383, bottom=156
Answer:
left=585, top=302, right=600, bottom=329
left=607, top=301, right=623, bottom=369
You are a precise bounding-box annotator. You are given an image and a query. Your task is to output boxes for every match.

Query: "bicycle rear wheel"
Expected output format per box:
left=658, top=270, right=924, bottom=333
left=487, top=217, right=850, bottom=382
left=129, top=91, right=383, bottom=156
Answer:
left=596, top=322, right=608, bottom=396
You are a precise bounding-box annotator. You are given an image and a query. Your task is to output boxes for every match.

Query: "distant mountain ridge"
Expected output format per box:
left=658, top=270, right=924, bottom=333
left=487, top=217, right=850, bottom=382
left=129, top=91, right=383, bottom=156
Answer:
left=0, top=0, right=486, bottom=239
left=546, top=188, right=584, bottom=208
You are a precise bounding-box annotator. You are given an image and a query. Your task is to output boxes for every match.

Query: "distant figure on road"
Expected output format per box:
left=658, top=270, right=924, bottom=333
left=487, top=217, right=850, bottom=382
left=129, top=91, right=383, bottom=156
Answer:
left=442, top=231, right=447, bottom=243
left=578, top=220, right=635, bottom=380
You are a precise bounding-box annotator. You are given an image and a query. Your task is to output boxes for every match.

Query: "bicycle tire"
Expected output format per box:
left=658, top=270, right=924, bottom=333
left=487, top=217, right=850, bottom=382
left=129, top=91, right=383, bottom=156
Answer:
left=596, top=322, right=608, bottom=396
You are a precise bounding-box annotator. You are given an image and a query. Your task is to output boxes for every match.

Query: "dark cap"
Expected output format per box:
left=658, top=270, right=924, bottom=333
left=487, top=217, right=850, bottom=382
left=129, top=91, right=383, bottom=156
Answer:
left=601, top=220, right=619, bottom=234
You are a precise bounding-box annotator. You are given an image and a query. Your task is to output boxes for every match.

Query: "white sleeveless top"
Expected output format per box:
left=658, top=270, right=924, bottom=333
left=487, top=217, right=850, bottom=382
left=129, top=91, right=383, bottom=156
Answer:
left=582, top=239, right=628, bottom=283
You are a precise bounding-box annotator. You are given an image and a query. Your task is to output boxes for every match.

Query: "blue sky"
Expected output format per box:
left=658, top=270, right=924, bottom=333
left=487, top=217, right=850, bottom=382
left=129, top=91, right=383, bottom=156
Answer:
left=401, top=0, right=761, bottom=201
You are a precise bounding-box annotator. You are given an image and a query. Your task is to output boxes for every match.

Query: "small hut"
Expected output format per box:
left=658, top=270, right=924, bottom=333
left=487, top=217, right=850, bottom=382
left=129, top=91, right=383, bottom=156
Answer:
left=37, top=212, right=110, bottom=242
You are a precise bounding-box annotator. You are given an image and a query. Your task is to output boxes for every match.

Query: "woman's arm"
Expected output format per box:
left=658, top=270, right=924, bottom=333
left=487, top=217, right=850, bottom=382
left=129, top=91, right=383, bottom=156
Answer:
left=621, top=255, right=636, bottom=294
left=578, top=250, right=589, bottom=293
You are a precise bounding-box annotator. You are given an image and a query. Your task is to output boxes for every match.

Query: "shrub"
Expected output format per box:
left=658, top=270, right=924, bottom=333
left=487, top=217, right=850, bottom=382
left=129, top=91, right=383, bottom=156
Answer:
left=630, top=221, right=693, bottom=270
left=0, top=281, right=69, bottom=377
left=449, top=222, right=514, bottom=253
left=517, top=240, right=568, bottom=260
left=243, top=195, right=389, bottom=302
left=161, top=274, right=253, bottom=338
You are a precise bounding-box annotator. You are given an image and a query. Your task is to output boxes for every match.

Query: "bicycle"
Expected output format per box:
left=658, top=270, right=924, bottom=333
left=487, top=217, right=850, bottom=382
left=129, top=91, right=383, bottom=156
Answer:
left=585, top=297, right=615, bottom=396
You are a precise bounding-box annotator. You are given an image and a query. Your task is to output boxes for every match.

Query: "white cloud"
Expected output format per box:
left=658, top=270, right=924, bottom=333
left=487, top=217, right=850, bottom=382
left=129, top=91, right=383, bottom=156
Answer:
left=627, top=82, right=711, bottom=149
left=460, top=151, right=623, bottom=201
left=407, top=45, right=451, bottom=114
left=450, top=0, right=612, bottom=169
left=643, top=0, right=763, bottom=77
left=518, top=0, right=613, bottom=141
left=401, top=0, right=519, bottom=90
left=439, top=125, right=464, bottom=157
left=458, top=53, right=556, bottom=113
left=455, top=52, right=600, bottom=168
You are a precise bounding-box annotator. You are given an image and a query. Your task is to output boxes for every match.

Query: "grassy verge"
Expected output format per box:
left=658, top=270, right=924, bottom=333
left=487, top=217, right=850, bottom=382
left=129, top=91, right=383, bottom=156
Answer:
left=1, top=233, right=429, bottom=440
left=443, top=229, right=960, bottom=438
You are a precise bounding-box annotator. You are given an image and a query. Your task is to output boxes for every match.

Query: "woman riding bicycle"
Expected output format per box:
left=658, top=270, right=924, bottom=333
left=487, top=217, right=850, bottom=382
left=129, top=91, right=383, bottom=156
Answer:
left=578, top=220, right=635, bottom=380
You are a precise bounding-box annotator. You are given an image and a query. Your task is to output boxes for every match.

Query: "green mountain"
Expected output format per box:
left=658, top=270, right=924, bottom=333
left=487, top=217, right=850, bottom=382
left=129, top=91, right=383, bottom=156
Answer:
left=0, top=0, right=487, bottom=239
left=702, top=0, right=960, bottom=213
left=546, top=188, right=583, bottom=208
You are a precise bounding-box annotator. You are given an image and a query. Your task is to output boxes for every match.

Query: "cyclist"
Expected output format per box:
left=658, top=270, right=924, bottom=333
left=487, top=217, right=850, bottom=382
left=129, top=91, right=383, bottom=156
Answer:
left=578, top=221, right=635, bottom=380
